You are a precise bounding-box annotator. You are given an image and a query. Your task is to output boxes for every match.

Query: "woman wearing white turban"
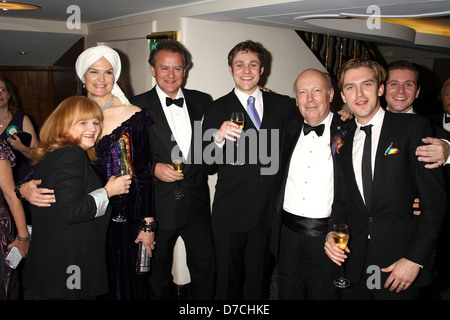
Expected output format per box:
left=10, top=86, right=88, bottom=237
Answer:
left=76, top=45, right=155, bottom=300
left=75, top=45, right=130, bottom=106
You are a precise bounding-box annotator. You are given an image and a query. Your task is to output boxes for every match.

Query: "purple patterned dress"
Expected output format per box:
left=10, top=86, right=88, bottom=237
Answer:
left=0, top=111, right=33, bottom=182
left=0, top=140, right=16, bottom=299
left=94, top=109, right=154, bottom=300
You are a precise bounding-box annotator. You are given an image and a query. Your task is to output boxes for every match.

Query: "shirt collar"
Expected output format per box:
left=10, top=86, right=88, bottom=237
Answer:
left=234, top=86, right=262, bottom=104
left=304, top=111, right=333, bottom=127
left=356, top=106, right=385, bottom=130
left=155, top=85, right=184, bottom=102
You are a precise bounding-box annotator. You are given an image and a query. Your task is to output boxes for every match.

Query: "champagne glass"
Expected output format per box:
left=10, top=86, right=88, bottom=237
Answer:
left=172, top=152, right=185, bottom=199
left=332, top=223, right=351, bottom=288
left=112, top=135, right=134, bottom=222
left=230, top=112, right=245, bottom=165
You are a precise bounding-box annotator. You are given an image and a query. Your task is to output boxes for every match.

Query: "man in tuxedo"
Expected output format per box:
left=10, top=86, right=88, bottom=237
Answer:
left=202, top=40, right=297, bottom=299
left=430, top=78, right=450, bottom=133
left=270, top=69, right=347, bottom=299
left=324, top=59, right=447, bottom=300
left=384, top=60, right=449, bottom=168
left=425, top=77, right=450, bottom=296
left=441, top=78, right=450, bottom=132
left=129, top=40, right=215, bottom=299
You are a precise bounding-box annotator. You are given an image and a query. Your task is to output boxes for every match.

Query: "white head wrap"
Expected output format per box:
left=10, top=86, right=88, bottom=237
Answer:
left=75, top=45, right=130, bottom=105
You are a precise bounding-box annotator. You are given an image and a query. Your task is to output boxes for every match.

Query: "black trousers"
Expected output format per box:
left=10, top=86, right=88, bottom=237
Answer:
left=277, top=212, right=339, bottom=300
left=213, top=225, right=274, bottom=300
left=149, top=221, right=215, bottom=300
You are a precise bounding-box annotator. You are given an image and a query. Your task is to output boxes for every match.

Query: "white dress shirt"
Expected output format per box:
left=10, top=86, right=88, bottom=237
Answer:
left=155, top=85, right=192, bottom=158
left=353, top=107, right=385, bottom=205
left=283, top=112, right=334, bottom=218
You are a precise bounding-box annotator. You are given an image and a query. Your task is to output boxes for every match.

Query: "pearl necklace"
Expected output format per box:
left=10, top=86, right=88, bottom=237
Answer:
left=100, top=96, right=115, bottom=111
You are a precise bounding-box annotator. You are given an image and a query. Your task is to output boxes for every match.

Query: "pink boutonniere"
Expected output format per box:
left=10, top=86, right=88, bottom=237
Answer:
left=330, top=129, right=348, bottom=157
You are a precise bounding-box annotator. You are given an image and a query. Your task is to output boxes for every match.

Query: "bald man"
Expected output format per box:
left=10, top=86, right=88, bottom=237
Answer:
left=271, top=69, right=350, bottom=299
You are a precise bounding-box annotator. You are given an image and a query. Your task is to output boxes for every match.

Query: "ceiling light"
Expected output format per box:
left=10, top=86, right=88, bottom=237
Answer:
left=0, top=1, right=40, bottom=11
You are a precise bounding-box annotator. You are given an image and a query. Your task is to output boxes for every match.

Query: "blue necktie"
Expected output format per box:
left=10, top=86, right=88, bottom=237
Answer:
left=247, top=96, right=261, bottom=130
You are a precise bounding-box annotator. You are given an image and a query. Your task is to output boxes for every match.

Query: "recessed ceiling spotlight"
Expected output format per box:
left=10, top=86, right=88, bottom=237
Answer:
left=17, top=51, right=28, bottom=55
left=0, top=1, right=40, bottom=11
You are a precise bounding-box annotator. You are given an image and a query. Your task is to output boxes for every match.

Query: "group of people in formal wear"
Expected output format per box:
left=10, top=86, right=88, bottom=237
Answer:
left=0, top=38, right=449, bottom=301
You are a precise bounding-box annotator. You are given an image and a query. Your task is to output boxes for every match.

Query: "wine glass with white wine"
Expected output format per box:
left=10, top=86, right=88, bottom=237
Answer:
left=230, top=112, right=245, bottom=165
left=332, top=223, right=351, bottom=288
left=172, top=152, right=185, bottom=199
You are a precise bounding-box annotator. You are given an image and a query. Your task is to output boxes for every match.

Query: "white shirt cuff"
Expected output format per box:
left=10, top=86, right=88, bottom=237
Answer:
left=214, top=131, right=225, bottom=148
left=89, top=188, right=109, bottom=218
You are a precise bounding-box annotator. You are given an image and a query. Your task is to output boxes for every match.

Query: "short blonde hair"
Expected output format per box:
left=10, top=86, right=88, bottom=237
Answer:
left=337, top=59, right=386, bottom=92
left=33, top=96, right=103, bottom=164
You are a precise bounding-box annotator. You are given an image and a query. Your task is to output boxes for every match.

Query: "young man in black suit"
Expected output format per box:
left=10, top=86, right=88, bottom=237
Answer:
left=202, top=40, right=297, bottom=299
left=130, top=40, right=215, bottom=300
left=384, top=60, right=449, bottom=168
left=324, top=59, right=447, bottom=300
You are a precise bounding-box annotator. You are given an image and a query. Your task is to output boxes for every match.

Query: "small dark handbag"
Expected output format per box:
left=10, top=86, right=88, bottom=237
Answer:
left=14, top=131, right=32, bottom=147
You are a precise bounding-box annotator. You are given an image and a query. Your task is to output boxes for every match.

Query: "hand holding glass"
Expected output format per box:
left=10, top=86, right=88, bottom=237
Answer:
left=332, top=224, right=351, bottom=288
left=230, top=112, right=244, bottom=165
left=172, top=152, right=185, bottom=199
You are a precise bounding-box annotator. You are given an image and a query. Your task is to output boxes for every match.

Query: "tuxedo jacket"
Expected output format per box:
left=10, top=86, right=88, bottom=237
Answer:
left=426, top=112, right=450, bottom=204
left=24, top=146, right=111, bottom=299
left=428, top=112, right=449, bottom=132
left=270, top=112, right=351, bottom=259
left=130, top=87, right=213, bottom=229
left=329, top=111, right=447, bottom=287
left=202, top=90, right=297, bottom=232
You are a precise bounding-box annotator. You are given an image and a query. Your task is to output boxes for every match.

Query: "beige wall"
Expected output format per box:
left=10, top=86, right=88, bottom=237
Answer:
left=181, top=18, right=325, bottom=99
left=88, top=16, right=325, bottom=100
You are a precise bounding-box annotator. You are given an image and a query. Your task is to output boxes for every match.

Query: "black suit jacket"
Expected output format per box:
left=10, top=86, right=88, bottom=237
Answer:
left=270, top=112, right=351, bottom=259
left=130, top=87, right=212, bottom=229
left=24, top=146, right=111, bottom=299
left=428, top=112, right=448, bottom=132
left=330, top=111, right=447, bottom=287
left=202, top=90, right=297, bottom=232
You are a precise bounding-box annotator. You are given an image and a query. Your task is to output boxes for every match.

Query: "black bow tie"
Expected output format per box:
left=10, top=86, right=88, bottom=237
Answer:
left=303, top=123, right=325, bottom=137
left=445, top=114, right=450, bottom=124
left=166, top=97, right=184, bottom=107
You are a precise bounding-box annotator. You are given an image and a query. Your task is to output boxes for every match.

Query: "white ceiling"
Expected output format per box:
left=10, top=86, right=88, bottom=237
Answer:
left=0, top=0, right=449, bottom=66
left=0, top=0, right=212, bottom=23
